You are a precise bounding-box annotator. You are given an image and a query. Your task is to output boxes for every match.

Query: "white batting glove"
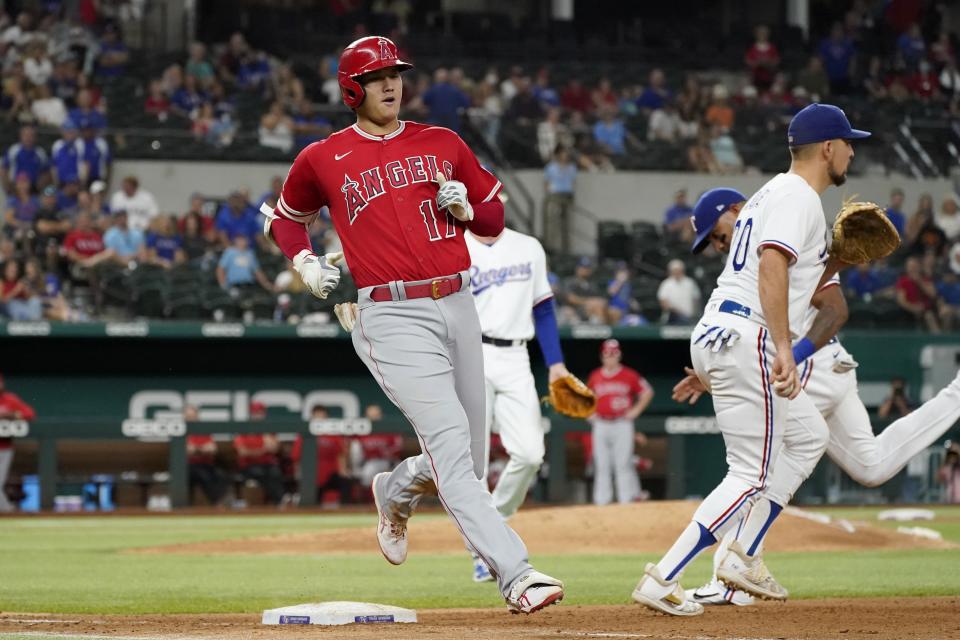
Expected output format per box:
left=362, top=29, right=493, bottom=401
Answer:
left=435, top=173, right=473, bottom=222
left=832, top=350, right=859, bottom=373
left=334, top=302, right=358, bottom=333
left=293, top=249, right=342, bottom=300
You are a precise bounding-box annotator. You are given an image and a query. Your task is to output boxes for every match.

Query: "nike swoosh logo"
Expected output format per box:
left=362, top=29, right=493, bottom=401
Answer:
left=693, top=592, right=720, bottom=600
left=335, top=151, right=353, bottom=161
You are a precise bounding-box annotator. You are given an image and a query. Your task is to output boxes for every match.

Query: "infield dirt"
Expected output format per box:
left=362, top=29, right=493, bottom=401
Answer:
left=134, top=501, right=952, bottom=556
left=2, top=598, right=958, bottom=640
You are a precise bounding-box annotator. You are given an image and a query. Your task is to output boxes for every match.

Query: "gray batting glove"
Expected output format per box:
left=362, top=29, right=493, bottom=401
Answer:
left=435, top=173, right=473, bottom=221
left=293, top=249, right=342, bottom=300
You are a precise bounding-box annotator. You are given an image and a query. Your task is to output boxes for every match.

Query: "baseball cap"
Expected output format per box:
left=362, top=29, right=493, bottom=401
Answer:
left=690, top=188, right=746, bottom=254
left=576, top=256, right=594, bottom=268
left=90, top=180, right=106, bottom=195
left=600, top=339, right=621, bottom=356
left=787, top=103, right=870, bottom=146
left=62, top=119, right=77, bottom=131
left=42, top=185, right=57, bottom=197
left=249, top=401, right=267, bottom=417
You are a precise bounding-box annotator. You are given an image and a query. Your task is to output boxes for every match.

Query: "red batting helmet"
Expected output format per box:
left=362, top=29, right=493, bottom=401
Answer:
left=338, top=36, right=413, bottom=109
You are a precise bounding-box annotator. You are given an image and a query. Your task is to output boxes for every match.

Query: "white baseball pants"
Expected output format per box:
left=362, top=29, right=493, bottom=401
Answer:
left=482, top=343, right=544, bottom=517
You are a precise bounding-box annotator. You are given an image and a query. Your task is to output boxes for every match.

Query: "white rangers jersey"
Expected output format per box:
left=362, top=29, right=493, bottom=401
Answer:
left=466, top=229, right=553, bottom=341
left=706, top=172, right=829, bottom=338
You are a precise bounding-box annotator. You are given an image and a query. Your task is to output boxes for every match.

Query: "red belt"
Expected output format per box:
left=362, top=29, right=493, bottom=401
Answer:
left=370, top=274, right=464, bottom=302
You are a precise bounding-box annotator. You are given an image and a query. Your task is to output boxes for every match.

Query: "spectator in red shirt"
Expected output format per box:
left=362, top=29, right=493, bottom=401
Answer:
left=560, top=78, right=593, bottom=113
left=896, top=256, right=940, bottom=332
left=0, top=372, right=35, bottom=512
left=908, top=59, right=940, bottom=99
left=233, top=402, right=284, bottom=505
left=144, top=79, right=171, bottom=119
left=745, top=25, right=780, bottom=91
left=586, top=339, right=654, bottom=505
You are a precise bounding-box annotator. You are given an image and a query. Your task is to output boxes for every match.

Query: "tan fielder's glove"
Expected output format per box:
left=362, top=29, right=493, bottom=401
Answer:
left=334, top=302, right=357, bottom=333
left=830, top=201, right=900, bottom=264
left=545, top=373, right=597, bottom=418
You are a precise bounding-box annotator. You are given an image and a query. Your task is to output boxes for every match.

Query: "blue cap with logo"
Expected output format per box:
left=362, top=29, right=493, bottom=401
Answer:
left=690, top=188, right=747, bottom=254
left=787, top=103, right=870, bottom=146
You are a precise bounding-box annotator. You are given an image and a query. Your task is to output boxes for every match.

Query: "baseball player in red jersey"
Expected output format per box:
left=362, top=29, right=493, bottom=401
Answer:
left=260, top=36, right=563, bottom=614
left=0, top=373, right=35, bottom=512
left=586, top=340, right=654, bottom=505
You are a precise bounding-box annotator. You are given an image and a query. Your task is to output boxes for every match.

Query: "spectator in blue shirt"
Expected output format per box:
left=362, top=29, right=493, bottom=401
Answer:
left=662, top=189, right=694, bottom=242
left=937, top=270, right=960, bottom=331
left=95, top=24, right=129, bottom=78
left=606, top=261, right=635, bottom=324
left=422, top=68, right=472, bottom=133
left=593, top=106, right=627, bottom=155
left=216, top=234, right=274, bottom=291
left=51, top=121, right=85, bottom=186
left=292, top=99, right=332, bottom=150
left=237, top=52, right=271, bottom=93
left=4, top=174, right=41, bottom=247
left=145, top=215, right=186, bottom=269
left=886, top=188, right=907, bottom=238
left=636, top=68, right=671, bottom=111
left=68, top=89, right=107, bottom=132
left=215, top=191, right=260, bottom=247
left=171, top=75, right=208, bottom=118
left=77, top=127, right=112, bottom=184
left=542, top=147, right=577, bottom=254
left=845, top=263, right=892, bottom=300
left=818, top=22, right=856, bottom=94
left=3, top=126, right=50, bottom=192
left=103, top=210, right=146, bottom=262
left=897, top=23, right=926, bottom=71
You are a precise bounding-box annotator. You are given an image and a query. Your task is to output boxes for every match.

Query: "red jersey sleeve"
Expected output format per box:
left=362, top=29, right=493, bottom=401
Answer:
left=634, top=373, right=651, bottom=398
left=276, top=145, right=328, bottom=223
left=5, top=392, right=35, bottom=420
left=454, top=135, right=501, bottom=204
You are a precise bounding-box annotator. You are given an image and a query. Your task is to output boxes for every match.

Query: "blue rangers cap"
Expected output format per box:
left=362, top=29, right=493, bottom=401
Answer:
left=690, top=188, right=746, bottom=254
left=787, top=103, right=871, bottom=146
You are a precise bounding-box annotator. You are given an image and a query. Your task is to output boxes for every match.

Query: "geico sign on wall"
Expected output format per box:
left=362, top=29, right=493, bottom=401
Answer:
left=128, top=390, right=362, bottom=421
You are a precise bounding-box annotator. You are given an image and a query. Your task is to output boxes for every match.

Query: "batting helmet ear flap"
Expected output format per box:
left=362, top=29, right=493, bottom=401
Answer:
left=340, top=76, right=365, bottom=110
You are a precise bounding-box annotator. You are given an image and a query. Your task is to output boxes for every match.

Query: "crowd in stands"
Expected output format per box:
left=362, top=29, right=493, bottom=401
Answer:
left=3, top=3, right=960, bottom=333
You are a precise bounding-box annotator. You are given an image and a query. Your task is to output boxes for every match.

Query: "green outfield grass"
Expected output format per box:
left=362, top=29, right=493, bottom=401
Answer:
left=2, top=509, right=959, bottom=614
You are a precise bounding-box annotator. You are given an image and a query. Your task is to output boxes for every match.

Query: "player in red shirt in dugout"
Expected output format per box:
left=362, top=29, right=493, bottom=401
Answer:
left=259, top=36, right=563, bottom=614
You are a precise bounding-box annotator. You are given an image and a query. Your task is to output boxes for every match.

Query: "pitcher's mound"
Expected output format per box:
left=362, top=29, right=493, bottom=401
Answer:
left=135, top=501, right=952, bottom=556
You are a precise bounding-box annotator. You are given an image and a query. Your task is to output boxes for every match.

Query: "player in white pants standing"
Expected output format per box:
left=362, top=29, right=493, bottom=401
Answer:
left=674, top=187, right=960, bottom=606
left=587, top=339, right=654, bottom=505
left=632, top=104, right=870, bottom=616
left=465, top=227, right=573, bottom=582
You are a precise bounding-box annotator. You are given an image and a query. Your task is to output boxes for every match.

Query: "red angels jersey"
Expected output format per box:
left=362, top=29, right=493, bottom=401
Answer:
left=276, top=120, right=502, bottom=288
left=587, top=366, right=651, bottom=420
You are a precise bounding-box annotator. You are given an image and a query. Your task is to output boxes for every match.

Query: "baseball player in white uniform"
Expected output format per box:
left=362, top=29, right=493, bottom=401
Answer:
left=674, top=187, right=960, bottom=607
left=465, top=227, right=572, bottom=582
left=632, top=104, right=870, bottom=616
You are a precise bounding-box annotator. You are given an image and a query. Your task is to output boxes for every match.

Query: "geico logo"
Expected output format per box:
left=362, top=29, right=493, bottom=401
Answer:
left=129, top=390, right=361, bottom=421
left=664, top=416, right=719, bottom=435
left=0, top=420, right=29, bottom=437
left=308, top=418, right=373, bottom=436
left=121, top=418, right=187, bottom=438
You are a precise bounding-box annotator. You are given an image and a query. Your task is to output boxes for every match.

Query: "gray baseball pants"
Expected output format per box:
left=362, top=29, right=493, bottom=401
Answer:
left=351, top=273, right=533, bottom=596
